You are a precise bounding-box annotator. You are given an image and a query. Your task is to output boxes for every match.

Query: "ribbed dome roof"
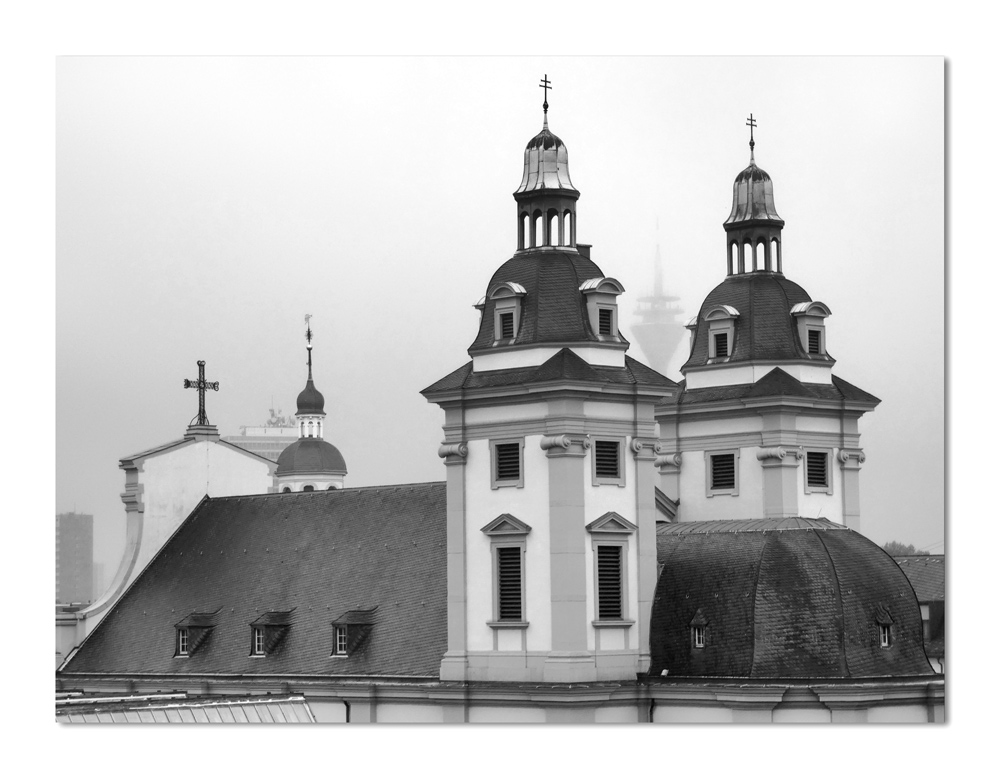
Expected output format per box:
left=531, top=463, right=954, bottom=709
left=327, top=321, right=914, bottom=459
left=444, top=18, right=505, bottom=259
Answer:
left=650, top=519, right=936, bottom=679
left=514, top=126, right=578, bottom=195
left=275, top=437, right=346, bottom=476
left=468, top=249, right=624, bottom=353
left=724, top=160, right=784, bottom=226
left=296, top=379, right=325, bottom=415
left=682, top=273, right=832, bottom=370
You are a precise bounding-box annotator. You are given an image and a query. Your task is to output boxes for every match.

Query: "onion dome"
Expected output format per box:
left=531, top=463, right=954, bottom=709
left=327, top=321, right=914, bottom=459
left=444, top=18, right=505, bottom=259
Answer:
left=650, top=518, right=936, bottom=679
left=275, top=437, right=347, bottom=476
left=515, top=124, right=578, bottom=195
left=724, top=158, right=784, bottom=227
left=296, top=379, right=325, bottom=415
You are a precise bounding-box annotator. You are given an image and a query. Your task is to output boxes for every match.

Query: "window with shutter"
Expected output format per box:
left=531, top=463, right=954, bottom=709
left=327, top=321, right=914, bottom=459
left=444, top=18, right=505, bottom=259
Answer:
left=598, top=307, right=613, bottom=336
left=594, top=440, right=620, bottom=480
left=711, top=453, right=736, bottom=490
left=500, top=311, right=514, bottom=340
left=806, top=451, right=828, bottom=488
left=713, top=332, right=728, bottom=358
left=808, top=329, right=821, bottom=354
left=496, top=546, right=523, bottom=621
left=596, top=545, right=623, bottom=620
left=494, top=443, right=521, bottom=483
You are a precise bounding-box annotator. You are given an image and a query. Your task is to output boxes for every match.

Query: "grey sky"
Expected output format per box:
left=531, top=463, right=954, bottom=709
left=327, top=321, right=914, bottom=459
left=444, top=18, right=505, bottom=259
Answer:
left=55, top=57, right=944, bottom=577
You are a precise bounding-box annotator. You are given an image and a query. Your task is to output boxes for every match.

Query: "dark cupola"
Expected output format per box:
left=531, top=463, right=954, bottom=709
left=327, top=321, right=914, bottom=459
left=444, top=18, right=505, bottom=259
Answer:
left=724, top=115, right=785, bottom=275
left=513, top=75, right=580, bottom=252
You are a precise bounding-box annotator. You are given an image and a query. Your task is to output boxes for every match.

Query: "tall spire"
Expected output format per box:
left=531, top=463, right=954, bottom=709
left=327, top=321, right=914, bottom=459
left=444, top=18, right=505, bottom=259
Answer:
left=539, top=73, right=551, bottom=129
left=305, top=313, right=313, bottom=380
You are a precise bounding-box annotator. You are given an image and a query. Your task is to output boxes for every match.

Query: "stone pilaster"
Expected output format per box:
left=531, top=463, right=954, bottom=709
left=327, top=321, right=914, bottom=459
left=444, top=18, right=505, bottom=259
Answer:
left=438, top=441, right=470, bottom=681
left=757, top=446, right=803, bottom=518
left=838, top=449, right=866, bottom=532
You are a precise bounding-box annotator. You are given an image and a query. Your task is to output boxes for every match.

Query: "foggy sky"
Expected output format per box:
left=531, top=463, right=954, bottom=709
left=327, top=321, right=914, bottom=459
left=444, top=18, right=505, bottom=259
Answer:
left=55, top=57, right=944, bottom=581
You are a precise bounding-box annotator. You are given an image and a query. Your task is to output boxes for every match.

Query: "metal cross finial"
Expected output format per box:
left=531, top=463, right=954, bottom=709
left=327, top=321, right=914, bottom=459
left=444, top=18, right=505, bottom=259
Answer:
left=746, top=113, right=757, bottom=153
left=183, top=360, right=219, bottom=426
left=304, top=314, right=314, bottom=379
left=539, top=74, right=552, bottom=118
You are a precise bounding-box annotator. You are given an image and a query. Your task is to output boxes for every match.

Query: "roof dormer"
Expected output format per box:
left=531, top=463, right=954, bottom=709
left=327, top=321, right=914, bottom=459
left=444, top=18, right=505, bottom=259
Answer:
left=791, top=301, right=832, bottom=358
left=703, top=305, right=740, bottom=362
left=489, top=281, right=527, bottom=345
left=580, top=277, right=625, bottom=342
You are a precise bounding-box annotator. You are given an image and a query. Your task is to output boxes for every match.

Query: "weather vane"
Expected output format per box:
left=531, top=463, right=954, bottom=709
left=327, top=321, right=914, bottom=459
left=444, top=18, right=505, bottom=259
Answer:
left=539, top=74, right=552, bottom=120
left=746, top=113, right=757, bottom=154
left=183, top=360, right=219, bottom=427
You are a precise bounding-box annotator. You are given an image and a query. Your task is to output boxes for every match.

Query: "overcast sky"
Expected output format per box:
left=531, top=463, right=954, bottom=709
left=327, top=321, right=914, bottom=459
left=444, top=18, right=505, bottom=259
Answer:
left=55, top=56, right=943, bottom=578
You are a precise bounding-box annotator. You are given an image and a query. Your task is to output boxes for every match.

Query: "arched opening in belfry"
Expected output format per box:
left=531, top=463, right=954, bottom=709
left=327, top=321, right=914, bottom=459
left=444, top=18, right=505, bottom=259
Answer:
left=518, top=212, right=528, bottom=250
left=563, top=210, right=574, bottom=246
left=771, top=238, right=781, bottom=273
left=546, top=209, right=558, bottom=246
left=757, top=238, right=768, bottom=271
left=742, top=242, right=753, bottom=274
left=303, top=485, right=314, bottom=492
left=729, top=242, right=737, bottom=275
left=532, top=210, right=543, bottom=248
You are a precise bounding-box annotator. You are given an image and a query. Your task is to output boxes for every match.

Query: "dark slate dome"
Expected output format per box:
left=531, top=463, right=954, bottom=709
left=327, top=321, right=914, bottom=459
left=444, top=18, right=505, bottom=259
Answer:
left=682, top=273, right=832, bottom=370
left=724, top=160, right=784, bottom=226
left=650, top=518, right=936, bottom=680
left=515, top=126, right=578, bottom=195
left=296, top=379, right=325, bottom=415
left=275, top=437, right=347, bottom=476
left=468, top=250, right=627, bottom=354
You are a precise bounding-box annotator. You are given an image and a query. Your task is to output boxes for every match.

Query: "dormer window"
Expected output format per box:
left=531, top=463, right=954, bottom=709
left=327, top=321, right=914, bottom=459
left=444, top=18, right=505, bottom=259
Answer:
left=689, top=608, right=708, bottom=649
left=488, top=282, right=527, bottom=345
left=330, top=606, right=377, bottom=657
left=580, top=277, right=625, bottom=342
left=692, top=625, right=706, bottom=648
left=174, top=609, right=219, bottom=658
left=703, top=305, right=739, bottom=362
left=875, top=603, right=894, bottom=649
left=879, top=624, right=892, bottom=648
left=251, top=627, right=265, bottom=656
left=791, top=301, right=832, bottom=358
left=250, top=609, right=295, bottom=657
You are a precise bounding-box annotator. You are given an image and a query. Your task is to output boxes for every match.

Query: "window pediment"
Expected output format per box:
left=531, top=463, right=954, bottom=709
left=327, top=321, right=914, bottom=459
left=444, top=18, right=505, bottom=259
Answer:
left=704, top=304, right=740, bottom=322
left=585, top=511, right=637, bottom=535
left=481, top=513, right=532, bottom=537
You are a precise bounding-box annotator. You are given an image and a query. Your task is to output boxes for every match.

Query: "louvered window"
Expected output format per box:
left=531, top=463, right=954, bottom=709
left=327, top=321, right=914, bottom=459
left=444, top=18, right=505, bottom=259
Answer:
left=495, top=443, right=521, bottom=483
left=496, top=546, right=523, bottom=621
left=596, top=545, right=623, bottom=620
left=177, top=628, right=189, bottom=656
left=806, top=451, right=828, bottom=488
left=711, top=453, right=736, bottom=490
left=598, top=308, right=613, bottom=336
left=594, top=440, right=620, bottom=479
left=808, top=329, right=821, bottom=354
left=499, top=311, right=514, bottom=340
left=713, top=332, right=728, bottom=358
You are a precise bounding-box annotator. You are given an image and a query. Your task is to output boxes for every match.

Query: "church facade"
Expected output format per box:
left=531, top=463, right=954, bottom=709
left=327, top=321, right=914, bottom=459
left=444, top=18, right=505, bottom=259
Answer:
left=57, top=89, right=943, bottom=723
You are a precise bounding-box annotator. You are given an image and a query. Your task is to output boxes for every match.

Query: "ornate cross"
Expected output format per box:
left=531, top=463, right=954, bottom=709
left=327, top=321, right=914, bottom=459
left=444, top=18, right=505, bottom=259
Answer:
left=746, top=113, right=757, bottom=150
left=539, top=74, right=552, bottom=115
left=183, top=360, right=219, bottom=426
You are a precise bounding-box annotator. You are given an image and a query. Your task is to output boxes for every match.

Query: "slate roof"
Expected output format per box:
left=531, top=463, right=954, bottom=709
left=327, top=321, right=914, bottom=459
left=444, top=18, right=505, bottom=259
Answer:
left=665, top=368, right=880, bottom=409
left=651, top=519, right=935, bottom=679
left=423, top=349, right=677, bottom=397
left=894, top=555, right=945, bottom=602
left=682, top=273, right=831, bottom=370
left=275, top=437, right=347, bottom=476
left=468, top=250, right=619, bottom=353
left=60, top=483, right=447, bottom=679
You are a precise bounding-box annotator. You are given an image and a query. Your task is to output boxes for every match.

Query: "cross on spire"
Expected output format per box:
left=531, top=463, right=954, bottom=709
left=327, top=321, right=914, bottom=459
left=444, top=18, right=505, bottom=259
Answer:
left=304, top=313, right=314, bottom=379
left=746, top=113, right=757, bottom=158
left=183, top=360, right=219, bottom=426
left=539, top=74, right=552, bottom=125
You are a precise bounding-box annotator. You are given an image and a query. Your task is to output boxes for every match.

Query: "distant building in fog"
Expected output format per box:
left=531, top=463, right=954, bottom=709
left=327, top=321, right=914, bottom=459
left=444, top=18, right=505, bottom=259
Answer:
left=56, top=512, right=93, bottom=605
left=631, top=244, right=685, bottom=376
left=222, top=407, right=299, bottom=462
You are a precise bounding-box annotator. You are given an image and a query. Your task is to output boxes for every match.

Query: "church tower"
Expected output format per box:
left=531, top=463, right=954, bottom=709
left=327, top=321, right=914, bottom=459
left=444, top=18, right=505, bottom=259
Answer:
left=423, top=81, right=677, bottom=685
left=275, top=318, right=348, bottom=492
left=656, top=118, right=879, bottom=529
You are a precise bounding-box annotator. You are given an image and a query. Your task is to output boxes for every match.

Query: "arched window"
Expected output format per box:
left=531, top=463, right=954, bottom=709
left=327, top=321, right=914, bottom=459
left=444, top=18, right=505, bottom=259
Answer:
left=532, top=210, right=543, bottom=248
left=327, top=485, right=338, bottom=491
left=729, top=243, right=738, bottom=275
left=282, top=487, right=291, bottom=494
left=771, top=238, right=781, bottom=273
left=518, top=212, right=528, bottom=250
left=303, top=485, right=315, bottom=492
left=742, top=242, right=752, bottom=274
left=546, top=209, right=558, bottom=246
left=563, top=210, right=573, bottom=246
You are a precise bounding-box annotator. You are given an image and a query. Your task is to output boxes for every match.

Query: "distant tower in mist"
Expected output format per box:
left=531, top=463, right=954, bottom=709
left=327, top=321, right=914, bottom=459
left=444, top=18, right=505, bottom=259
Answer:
left=56, top=512, right=93, bottom=605
left=631, top=243, right=685, bottom=376
left=222, top=406, right=299, bottom=462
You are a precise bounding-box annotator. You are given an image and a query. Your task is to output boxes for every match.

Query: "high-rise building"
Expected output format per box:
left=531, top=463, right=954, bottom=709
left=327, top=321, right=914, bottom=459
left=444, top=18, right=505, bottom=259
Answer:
left=56, top=512, right=93, bottom=605
left=222, top=408, right=299, bottom=462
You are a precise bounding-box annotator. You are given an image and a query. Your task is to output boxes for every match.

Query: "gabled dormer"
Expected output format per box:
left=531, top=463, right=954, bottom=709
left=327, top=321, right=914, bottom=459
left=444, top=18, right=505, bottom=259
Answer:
left=489, top=282, right=527, bottom=345
left=580, top=277, right=625, bottom=342
left=703, top=304, right=740, bottom=362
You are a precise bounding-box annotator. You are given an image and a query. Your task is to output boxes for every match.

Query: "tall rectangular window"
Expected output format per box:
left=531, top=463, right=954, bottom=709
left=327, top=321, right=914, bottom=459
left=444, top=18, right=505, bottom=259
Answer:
left=494, top=442, right=521, bottom=483
left=711, top=453, right=736, bottom=490
left=692, top=626, right=705, bottom=648
left=252, top=627, right=265, bottom=656
left=177, top=628, right=189, bottom=656
left=499, top=311, right=514, bottom=340
left=594, top=440, right=620, bottom=480
left=808, top=329, right=821, bottom=354
left=879, top=625, right=892, bottom=648
left=334, top=625, right=348, bottom=655
left=596, top=545, right=623, bottom=620
left=496, top=546, right=523, bottom=621
left=806, top=451, right=828, bottom=488
left=598, top=308, right=613, bottom=336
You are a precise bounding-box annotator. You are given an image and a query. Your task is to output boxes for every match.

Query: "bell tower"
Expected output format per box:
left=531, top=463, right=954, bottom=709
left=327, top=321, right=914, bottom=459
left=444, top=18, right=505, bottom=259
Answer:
left=423, top=82, right=676, bottom=686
